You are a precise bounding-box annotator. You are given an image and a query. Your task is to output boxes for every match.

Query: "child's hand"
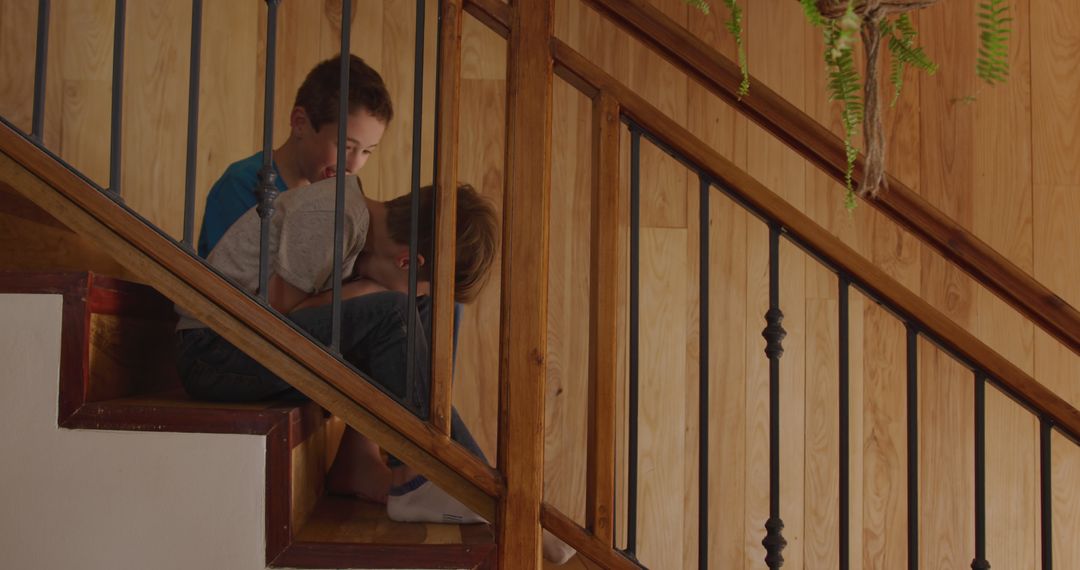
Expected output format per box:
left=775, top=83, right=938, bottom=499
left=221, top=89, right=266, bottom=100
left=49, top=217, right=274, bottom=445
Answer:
left=291, top=278, right=390, bottom=312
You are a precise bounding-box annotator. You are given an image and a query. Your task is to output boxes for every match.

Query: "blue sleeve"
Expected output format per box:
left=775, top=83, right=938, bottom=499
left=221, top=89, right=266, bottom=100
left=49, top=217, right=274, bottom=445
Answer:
left=197, top=169, right=260, bottom=257
left=452, top=302, right=463, bottom=373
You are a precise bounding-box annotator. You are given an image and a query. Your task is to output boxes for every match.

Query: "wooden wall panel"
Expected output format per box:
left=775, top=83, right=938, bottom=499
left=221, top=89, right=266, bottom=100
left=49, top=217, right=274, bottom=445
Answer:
left=0, top=0, right=37, bottom=133
left=860, top=302, right=907, bottom=569
left=804, top=291, right=839, bottom=569
left=706, top=191, right=748, bottom=568
left=1052, top=430, right=1080, bottom=569
left=918, top=340, right=974, bottom=569
left=55, top=0, right=115, bottom=187
left=453, top=14, right=506, bottom=464
left=544, top=76, right=593, bottom=525
left=121, top=1, right=192, bottom=239
left=985, top=385, right=1039, bottom=569
left=973, top=0, right=1035, bottom=373
left=1034, top=183, right=1080, bottom=411
left=635, top=226, right=689, bottom=570
left=194, top=1, right=259, bottom=246
left=743, top=219, right=770, bottom=570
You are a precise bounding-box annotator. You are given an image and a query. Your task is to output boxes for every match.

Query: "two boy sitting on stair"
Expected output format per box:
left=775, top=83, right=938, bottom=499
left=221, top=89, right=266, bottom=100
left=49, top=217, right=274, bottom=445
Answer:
left=176, top=55, right=574, bottom=564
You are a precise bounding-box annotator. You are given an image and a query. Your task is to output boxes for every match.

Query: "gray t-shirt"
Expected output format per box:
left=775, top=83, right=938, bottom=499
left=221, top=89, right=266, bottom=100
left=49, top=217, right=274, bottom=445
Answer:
left=177, top=175, right=370, bottom=330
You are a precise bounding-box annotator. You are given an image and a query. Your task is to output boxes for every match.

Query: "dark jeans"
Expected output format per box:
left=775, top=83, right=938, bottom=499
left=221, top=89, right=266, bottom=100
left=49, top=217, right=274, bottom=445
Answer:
left=177, top=292, right=486, bottom=465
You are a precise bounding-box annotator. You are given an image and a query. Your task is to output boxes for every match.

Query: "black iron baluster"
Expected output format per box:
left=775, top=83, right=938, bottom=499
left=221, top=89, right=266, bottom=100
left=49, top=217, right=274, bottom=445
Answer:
left=907, top=324, right=919, bottom=570
left=625, top=124, right=641, bottom=558
left=1041, top=417, right=1053, bottom=570
left=972, top=371, right=990, bottom=570
left=330, top=0, right=353, bottom=352
left=32, top=0, right=50, bottom=140
left=108, top=0, right=126, bottom=197
left=698, top=174, right=710, bottom=570
left=762, top=222, right=787, bottom=569
left=839, top=275, right=851, bottom=570
left=256, top=0, right=281, bottom=299
left=181, top=0, right=203, bottom=250
left=405, top=0, right=427, bottom=389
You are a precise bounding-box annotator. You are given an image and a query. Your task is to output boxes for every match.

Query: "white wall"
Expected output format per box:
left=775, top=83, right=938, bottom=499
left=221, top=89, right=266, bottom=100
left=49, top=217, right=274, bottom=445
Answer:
left=0, top=293, right=268, bottom=570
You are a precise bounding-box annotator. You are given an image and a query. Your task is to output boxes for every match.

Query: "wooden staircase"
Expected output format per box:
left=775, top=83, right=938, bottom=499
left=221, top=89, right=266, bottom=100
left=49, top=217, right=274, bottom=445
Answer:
left=0, top=270, right=506, bottom=568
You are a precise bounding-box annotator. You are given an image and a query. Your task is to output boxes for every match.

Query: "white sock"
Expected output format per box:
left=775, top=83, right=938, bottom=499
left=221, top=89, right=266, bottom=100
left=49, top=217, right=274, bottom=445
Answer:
left=387, top=479, right=486, bottom=524
left=543, top=530, right=576, bottom=565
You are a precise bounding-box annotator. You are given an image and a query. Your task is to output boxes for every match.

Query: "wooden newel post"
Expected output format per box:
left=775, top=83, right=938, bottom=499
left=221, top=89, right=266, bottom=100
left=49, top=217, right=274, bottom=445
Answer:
left=497, top=0, right=554, bottom=567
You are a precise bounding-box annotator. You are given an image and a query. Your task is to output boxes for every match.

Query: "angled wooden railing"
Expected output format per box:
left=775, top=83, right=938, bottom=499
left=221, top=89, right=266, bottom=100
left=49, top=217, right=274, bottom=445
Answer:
left=0, top=121, right=501, bottom=523
left=570, top=0, right=1080, bottom=357
left=462, top=0, right=1080, bottom=567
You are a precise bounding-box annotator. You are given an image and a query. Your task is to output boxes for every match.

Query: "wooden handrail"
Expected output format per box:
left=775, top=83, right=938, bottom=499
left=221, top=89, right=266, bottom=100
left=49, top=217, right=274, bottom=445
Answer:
left=546, top=37, right=1080, bottom=442
left=541, top=503, right=642, bottom=570
left=0, top=122, right=501, bottom=521
left=572, top=0, right=1080, bottom=356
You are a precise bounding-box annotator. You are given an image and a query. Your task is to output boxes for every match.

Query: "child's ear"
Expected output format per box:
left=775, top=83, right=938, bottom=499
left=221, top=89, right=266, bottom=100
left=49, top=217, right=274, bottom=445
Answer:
left=289, top=107, right=309, bottom=136
left=395, top=252, right=425, bottom=270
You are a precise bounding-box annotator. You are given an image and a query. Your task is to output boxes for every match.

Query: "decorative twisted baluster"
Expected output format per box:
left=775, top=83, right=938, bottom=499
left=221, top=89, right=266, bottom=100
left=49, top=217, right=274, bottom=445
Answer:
left=762, top=222, right=787, bottom=569
left=763, top=517, right=787, bottom=568
left=256, top=0, right=281, bottom=298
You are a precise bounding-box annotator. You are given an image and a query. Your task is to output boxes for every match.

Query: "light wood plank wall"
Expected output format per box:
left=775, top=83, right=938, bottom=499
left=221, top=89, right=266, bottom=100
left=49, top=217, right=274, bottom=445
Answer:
left=2, top=1, right=1079, bottom=569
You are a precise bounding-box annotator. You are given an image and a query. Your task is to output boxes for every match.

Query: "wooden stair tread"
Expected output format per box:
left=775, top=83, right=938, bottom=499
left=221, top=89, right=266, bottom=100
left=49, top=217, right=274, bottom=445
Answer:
left=295, top=495, right=495, bottom=546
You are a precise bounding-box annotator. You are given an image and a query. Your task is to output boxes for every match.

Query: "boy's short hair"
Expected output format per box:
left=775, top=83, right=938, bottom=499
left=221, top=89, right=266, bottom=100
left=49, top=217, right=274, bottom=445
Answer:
left=294, top=54, right=393, bottom=131
left=385, top=184, right=498, bottom=304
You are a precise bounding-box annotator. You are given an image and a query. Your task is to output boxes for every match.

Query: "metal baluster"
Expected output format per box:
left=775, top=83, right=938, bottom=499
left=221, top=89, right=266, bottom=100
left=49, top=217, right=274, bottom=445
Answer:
left=839, top=275, right=851, bottom=570
left=698, top=174, right=710, bottom=570
left=761, top=222, right=787, bottom=569
left=32, top=0, right=51, bottom=141
left=907, top=324, right=919, bottom=570
left=972, top=372, right=990, bottom=570
left=405, top=0, right=427, bottom=388
left=625, top=124, right=641, bottom=558
left=256, top=0, right=282, bottom=299
left=1041, top=418, right=1053, bottom=570
left=330, top=0, right=353, bottom=352
left=108, top=0, right=126, bottom=197
left=181, top=0, right=203, bottom=250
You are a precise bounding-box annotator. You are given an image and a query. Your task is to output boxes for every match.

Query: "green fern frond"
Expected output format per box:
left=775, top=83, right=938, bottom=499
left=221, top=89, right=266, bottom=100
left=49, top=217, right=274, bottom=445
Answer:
left=722, top=0, right=749, bottom=97
left=883, top=14, right=937, bottom=107
left=976, top=0, right=1011, bottom=85
left=799, top=0, right=827, bottom=27
left=684, top=0, right=710, bottom=15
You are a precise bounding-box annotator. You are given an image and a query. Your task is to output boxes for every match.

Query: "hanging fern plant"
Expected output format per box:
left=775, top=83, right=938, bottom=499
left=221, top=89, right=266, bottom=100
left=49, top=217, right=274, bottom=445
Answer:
left=681, top=0, right=1011, bottom=209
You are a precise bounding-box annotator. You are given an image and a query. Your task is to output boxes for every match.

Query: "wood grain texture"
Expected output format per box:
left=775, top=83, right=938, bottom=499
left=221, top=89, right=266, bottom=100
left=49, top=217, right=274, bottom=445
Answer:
left=860, top=302, right=907, bottom=569
left=0, top=133, right=501, bottom=520
left=1052, top=430, right=1080, bottom=570
left=561, top=0, right=1080, bottom=356
left=635, top=226, right=688, bottom=569
left=985, top=385, right=1039, bottom=570
left=585, top=91, right=619, bottom=542
left=430, top=0, right=465, bottom=437
left=708, top=191, right=748, bottom=569
left=0, top=0, right=38, bottom=133
left=545, top=74, right=591, bottom=526
left=497, top=0, right=554, bottom=564
left=918, top=339, right=974, bottom=570
left=805, top=294, right=839, bottom=569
